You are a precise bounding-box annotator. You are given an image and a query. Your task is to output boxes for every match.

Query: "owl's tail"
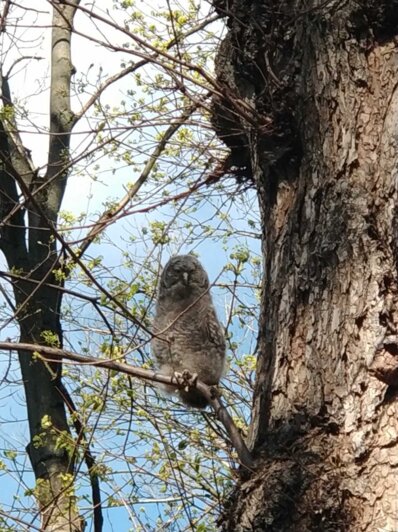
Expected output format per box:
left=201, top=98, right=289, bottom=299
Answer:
left=179, top=389, right=209, bottom=408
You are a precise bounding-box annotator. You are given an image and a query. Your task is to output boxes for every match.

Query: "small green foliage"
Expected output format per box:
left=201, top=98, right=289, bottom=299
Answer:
left=55, top=431, right=76, bottom=458
left=41, top=415, right=53, bottom=429
left=32, top=433, right=45, bottom=449
left=86, top=256, right=103, bottom=269
left=59, top=210, right=77, bottom=225
left=32, top=350, right=41, bottom=362
left=9, top=266, right=24, bottom=276
left=149, top=221, right=171, bottom=245
left=52, top=267, right=68, bottom=282
left=80, top=391, right=104, bottom=413
left=230, top=245, right=250, bottom=264
left=0, top=104, right=15, bottom=121
left=40, top=330, right=60, bottom=347
left=3, top=450, right=17, bottom=461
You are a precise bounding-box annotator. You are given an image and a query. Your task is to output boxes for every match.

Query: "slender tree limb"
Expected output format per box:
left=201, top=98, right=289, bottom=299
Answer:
left=0, top=270, right=116, bottom=337
left=125, top=171, right=221, bottom=217
left=56, top=381, right=103, bottom=532
left=0, top=509, right=41, bottom=531
left=0, top=270, right=99, bottom=303
left=5, top=56, right=44, bottom=79
left=76, top=93, right=210, bottom=258
left=0, top=341, right=254, bottom=470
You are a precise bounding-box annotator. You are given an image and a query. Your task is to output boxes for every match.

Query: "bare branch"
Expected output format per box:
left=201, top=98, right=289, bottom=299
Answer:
left=57, top=0, right=261, bottom=126
left=5, top=55, right=44, bottom=79
left=0, top=269, right=116, bottom=337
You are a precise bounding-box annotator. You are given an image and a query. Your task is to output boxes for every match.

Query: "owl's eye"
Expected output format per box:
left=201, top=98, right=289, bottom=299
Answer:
left=163, top=269, right=180, bottom=287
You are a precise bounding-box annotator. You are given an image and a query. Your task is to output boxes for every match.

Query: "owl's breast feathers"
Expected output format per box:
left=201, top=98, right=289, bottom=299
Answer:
left=156, top=294, right=224, bottom=347
left=153, top=298, right=225, bottom=373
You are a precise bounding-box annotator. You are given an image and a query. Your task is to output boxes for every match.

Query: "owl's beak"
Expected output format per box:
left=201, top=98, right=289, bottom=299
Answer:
left=182, top=271, right=189, bottom=285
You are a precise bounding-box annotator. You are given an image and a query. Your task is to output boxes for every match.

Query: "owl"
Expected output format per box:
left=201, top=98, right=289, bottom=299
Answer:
left=151, top=254, right=226, bottom=408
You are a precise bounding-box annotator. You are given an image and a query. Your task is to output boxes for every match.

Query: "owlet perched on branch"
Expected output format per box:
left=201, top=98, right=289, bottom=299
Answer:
left=152, top=255, right=226, bottom=408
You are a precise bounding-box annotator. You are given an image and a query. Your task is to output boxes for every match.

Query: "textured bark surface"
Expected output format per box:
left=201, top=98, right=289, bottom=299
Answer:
left=213, top=1, right=398, bottom=530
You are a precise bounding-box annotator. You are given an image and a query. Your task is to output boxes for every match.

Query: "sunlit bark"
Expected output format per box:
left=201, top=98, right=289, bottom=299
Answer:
left=213, top=1, right=398, bottom=529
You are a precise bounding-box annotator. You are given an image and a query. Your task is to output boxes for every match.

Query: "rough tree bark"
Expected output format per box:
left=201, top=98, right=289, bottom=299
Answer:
left=0, top=2, right=82, bottom=530
left=212, top=1, right=398, bottom=530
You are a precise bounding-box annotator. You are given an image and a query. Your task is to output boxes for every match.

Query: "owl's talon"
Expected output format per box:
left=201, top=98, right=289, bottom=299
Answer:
left=184, top=371, right=197, bottom=392
left=172, top=371, right=184, bottom=385
left=182, top=370, right=198, bottom=387
left=173, top=370, right=198, bottom=391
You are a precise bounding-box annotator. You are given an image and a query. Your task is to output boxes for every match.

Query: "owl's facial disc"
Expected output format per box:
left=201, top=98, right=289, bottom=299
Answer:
left=161, top=255, right=209, bottom=293
left=164, top=267, right=191, bottom=289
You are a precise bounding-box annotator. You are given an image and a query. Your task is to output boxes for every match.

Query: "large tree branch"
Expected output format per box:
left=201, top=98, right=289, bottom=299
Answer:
left=0, top=3, right=86, bottom=529
left=0, top=341, right=254, bottom=470
left=0, top=68, right=36, bottom=185
left=44, top=0, right=80, bottom=223
left=0, top=67, right=33, bottom=268
left=0, top=125, right=28, bottom=267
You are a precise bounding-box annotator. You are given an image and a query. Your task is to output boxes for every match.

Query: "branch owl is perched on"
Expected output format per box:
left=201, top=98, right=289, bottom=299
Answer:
left=151, top=255, right=226, bottom=408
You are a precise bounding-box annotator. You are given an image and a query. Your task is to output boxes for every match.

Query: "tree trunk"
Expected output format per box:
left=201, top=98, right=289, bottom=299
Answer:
left=212, top=1, right=398, bottom=529
left=0, top=1, right=82, bottom=529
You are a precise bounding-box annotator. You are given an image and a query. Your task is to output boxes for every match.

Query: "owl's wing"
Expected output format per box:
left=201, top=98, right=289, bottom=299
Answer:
left=203, top=307, right=225, bottom=349
left=151, top=318, right=173, bottom=363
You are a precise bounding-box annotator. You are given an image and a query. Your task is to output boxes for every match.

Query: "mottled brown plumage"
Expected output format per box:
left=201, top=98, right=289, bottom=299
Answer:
left=152, top=255, right=226, bottom=408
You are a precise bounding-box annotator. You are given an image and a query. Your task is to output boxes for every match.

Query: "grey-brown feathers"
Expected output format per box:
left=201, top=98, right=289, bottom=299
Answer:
left=151, top=255, right=226, bottom=408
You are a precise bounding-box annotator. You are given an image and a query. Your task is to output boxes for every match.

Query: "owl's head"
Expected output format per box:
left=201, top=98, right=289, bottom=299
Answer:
left=159, top=255, right=210, bottom=300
